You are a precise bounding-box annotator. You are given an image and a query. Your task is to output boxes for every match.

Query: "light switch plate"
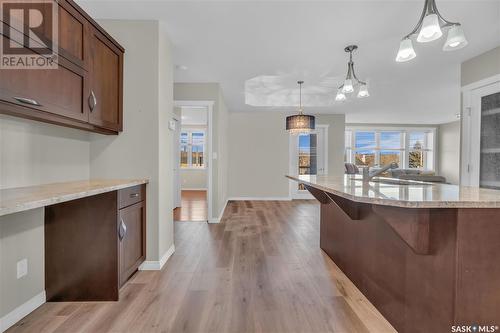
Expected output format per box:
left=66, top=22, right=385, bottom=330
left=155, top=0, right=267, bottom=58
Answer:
left=168, top=120, right=176, bottom=131
left=17, top=258, right=28, bottom=279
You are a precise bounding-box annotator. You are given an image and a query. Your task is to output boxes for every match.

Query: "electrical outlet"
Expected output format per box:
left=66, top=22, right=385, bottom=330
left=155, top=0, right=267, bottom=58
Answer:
left=17, top=258, right=28, bottom=279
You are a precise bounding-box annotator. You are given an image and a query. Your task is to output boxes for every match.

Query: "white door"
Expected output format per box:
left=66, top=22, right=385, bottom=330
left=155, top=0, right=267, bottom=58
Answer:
left=289, top=125, right=328, bottom=199
left=462, top=81, right=500, bottom=187
left=172, top=118, right=181, bottom=208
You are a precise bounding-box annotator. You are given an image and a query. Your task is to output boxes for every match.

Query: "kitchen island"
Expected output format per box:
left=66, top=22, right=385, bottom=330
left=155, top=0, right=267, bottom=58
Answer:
left=287, top=174, right=500, bottom=333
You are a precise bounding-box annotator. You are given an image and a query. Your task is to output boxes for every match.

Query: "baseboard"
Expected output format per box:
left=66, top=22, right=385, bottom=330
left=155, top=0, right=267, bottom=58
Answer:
left=0, top=291, right=46, bottom=333
left=182, top=188, right=207, bottom=191
left=227, top=196, right=292, bottom=201
left=139, top=244, right=175, bottom=271
left=208, top=198, right=229, bottom=224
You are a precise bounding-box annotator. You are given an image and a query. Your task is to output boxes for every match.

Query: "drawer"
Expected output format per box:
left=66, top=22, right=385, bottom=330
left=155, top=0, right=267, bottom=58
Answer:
left=118, top=185, right=144, bottom=209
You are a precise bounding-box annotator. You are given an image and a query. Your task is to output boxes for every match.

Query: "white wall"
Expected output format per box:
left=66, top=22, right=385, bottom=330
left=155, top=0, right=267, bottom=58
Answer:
left=180, top=169, right=207, bottom=189
left=228, top=112, right=345, bottom=198
left=0, top=115, right=90, bottom=189
left=438, top=121, right=461, bottom=185
left=461, top=46, right=500, bottom=87
left=89, top=20, right=174, bottom=262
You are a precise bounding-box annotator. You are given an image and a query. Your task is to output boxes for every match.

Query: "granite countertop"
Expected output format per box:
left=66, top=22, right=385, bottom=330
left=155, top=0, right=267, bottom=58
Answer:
left=287, top=174, right=500, bottom=208
left=0, top=179, right=149, bottom=217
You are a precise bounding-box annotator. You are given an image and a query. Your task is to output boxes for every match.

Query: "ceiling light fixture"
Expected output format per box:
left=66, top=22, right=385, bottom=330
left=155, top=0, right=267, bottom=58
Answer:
left=336, top=45, right=369, bottom=102
left=396, top=0, right=468, bottom=62
left=286, top=81, right=315, bottom=135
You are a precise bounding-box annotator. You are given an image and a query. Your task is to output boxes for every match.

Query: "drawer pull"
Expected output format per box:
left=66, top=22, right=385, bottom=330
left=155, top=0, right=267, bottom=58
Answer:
left=88, top=90, right=97, bottom=111
left=119, top=219, right=127, bottom=240
left=13, top=97, right=42, bottom=106
left=130, top=193, right=139, bottom=198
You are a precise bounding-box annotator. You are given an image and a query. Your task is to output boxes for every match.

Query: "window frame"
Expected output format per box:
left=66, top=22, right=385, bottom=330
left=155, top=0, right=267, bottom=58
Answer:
left=180, top=128, right=207, bottom=170
left=345, top=126, right=437, bottom=171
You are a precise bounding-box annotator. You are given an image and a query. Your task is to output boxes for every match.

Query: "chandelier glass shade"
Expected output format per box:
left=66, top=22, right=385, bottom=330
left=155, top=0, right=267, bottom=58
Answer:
left=286, top=81, right=315, bottom=135
left=335, top=45, right=369, bottom=102
left=396, top=0, right=467, bottom=62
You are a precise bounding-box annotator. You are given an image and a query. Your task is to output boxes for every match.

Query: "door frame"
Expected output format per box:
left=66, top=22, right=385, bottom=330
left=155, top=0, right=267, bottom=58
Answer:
left=174, top=100, right=214, bottom=222
left=461, top=75, right=500, bottom=186
left=288, top=124, right=329, bottom=199
left=171, top=115, right=181, bottom=208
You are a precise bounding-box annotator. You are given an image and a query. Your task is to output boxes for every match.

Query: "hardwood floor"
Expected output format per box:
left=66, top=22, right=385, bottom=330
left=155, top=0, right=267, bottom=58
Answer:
left=173, top=190, right=207, bottom=222
left=8, top=200, right=395, bottom=333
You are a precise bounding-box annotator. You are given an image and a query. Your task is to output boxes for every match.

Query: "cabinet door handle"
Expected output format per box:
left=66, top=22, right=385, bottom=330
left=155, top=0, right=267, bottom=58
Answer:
left=13, top=97, right=42, bottom=106
left=130, top=193, right=139, bottom=198
left=119, top=218, right=127, bottom=240
left=88, top=90, right=97, bottom=112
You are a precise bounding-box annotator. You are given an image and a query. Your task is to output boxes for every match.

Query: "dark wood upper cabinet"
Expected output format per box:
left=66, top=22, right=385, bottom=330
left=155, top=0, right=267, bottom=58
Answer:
left=88, top=27, right=123, bottom=132
left=0, top=34, right=88, bottom=122
left=0, top=0, right=124, bottom=134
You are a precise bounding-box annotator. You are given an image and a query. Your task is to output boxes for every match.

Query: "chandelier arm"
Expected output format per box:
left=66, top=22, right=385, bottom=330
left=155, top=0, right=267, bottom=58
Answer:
left=431, top=0, right=459, bottom=27
left=403, top=0, right=429, bottom=39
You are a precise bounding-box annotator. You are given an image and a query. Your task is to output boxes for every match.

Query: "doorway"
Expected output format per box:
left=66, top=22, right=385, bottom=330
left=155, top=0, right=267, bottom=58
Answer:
left=173, top=102, right=213, bottom=222
left=289, top=125, right=328, bottom=199
left=461, top=80, right=500, bottom=188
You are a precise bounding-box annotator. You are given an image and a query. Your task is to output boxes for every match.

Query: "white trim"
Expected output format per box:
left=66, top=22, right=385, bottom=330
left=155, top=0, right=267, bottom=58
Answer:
left=208, top=198, right=229, bottom=224
left=0, top=291, right=46, bottom=333
left=461, top=74, right=500, bottom=92
left=175, top=100, right=214, bottom=223
left=174, top=100, right=215, bottom=108
left=228, top=196, right=292, bottom=201
left=181, top=188, right=207, bottom=191
left=139, top=244, right=175, bottom=271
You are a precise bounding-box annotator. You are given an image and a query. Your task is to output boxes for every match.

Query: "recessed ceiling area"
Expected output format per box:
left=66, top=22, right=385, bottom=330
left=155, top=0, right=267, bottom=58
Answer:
left=77, top=0, right=500, bottom=124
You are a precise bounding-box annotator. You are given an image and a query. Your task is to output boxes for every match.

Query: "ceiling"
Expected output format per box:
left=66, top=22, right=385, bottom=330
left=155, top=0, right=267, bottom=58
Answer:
left=77, top=0, right=500, bottom=124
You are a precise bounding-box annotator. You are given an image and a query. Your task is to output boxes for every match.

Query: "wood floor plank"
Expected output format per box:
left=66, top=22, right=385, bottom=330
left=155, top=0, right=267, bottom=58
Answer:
left=7, top=200, right=395, bottom=333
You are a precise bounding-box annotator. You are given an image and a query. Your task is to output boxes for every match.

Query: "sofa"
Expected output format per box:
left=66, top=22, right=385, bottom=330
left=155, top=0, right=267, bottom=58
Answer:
left=344, top=163, right=447, bottom=183
left=388, top=168, right=447, bottom=183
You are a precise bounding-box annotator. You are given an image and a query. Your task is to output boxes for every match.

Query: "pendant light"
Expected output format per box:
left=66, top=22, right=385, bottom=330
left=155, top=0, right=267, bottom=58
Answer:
left=335, top=45, right=369, bottom=102
left=286, top=81, right=315, bottom=135
left=396, top=0, right=468, bottom=62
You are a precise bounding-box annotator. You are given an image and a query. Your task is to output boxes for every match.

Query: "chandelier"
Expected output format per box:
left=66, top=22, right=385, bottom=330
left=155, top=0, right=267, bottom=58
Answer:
left=286, top=81, right=315, bottom=135
left=396, top=0, right=468, bottom=62
left=335, top=45, right=369, bottom=102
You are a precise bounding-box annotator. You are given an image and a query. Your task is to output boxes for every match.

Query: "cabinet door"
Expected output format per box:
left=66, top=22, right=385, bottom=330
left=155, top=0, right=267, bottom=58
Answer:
left=119, top=201, right=145, bottom=287
left=88, top=27, right=123, bottom=132
left=0, top=35, right=88, bottom=122
left=0, top=0, right=87, bottom=69
left=57, top=0, right=88, bottom=69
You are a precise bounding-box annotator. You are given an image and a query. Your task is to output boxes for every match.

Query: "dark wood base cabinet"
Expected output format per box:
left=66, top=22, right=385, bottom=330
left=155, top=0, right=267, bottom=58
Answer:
left=313, top=190, right=500, bottom=333
left=45, top=185, right=146, bottom=302
left=0, top=0, right=124, bottom=134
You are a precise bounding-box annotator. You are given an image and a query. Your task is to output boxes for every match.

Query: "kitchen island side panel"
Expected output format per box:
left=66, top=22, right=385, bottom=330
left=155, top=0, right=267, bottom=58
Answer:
left=320, top=197, right=457, bottom=333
